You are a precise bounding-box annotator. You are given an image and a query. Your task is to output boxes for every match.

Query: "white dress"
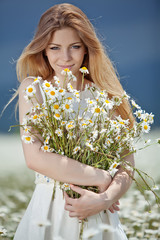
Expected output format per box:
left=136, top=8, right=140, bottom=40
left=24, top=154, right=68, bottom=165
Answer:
left=14, top=80, right=128, bottom=240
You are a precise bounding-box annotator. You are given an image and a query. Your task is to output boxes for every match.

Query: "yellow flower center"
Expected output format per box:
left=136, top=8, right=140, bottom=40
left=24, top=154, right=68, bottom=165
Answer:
left=105, top=100, right=110, bottom=103
left=44, top=146, right=48, bottom=150
left=33, top=115, right=38, bottom=119
left=54, top=104, right=59, bottom=109
left=113, top=164, right=117, bottom=168
left=82, top=123, right=87, bottom=126
left=68, top=124, right=73, bottom=129
left=65, top=104, right=70, bottom=109
left=25, top=137, right=31, bottom=141
left=81, top=67, right=87, bottom=70
left=64, top=184, right=69, bottom=187
left=55, top=113, right=60, bottom=118
left=45, top=90, right=49, bottom=92
left=59, top=89, right=64, bottom=93
left=34, top=78, right=38, bottom=82
left=67, top=97, right=72, bottom=100
left=28, top=87, right=33, bottom=93
left=144, top=125, right=148, bottom=130
left=50, top=91, right=55, bottom=96
left=119, top=121, right=124, bottom=125
left=45, top=83, right=50, bottom=87
left=64, top=68, right=70, bottom=72
left=95, top=108, right=100, bottom=113
left=89, top=119, right=93, bottom=123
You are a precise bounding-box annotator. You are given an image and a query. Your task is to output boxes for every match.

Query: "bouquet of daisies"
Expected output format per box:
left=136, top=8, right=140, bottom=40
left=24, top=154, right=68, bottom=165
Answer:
left=12, top=67, right=160, bottom=205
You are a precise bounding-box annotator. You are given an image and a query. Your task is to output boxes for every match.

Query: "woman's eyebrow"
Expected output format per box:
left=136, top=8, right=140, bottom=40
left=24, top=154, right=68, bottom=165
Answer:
left=48, top=41, right=82, bottom=46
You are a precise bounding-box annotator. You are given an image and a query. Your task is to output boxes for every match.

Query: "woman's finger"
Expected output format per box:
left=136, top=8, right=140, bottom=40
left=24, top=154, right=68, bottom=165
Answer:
left=108, top=206, right=114, bottom=213
left=64, top=191, right=75, bottom=205
left=65, top=204, right=74, bottom=211
left=112, top=203, right=120, bottom=211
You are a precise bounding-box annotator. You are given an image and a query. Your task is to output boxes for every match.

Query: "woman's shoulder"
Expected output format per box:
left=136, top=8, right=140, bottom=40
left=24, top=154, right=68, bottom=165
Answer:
left=19, top=76, right=41, bottom=91
left=19, top=76, right=43, bottom=100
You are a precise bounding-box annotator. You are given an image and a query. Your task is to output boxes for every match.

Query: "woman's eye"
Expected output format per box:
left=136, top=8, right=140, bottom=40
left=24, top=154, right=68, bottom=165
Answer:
left=72, top=45, right=81, bottom=49
left=50, top=46, right=59, bottom=50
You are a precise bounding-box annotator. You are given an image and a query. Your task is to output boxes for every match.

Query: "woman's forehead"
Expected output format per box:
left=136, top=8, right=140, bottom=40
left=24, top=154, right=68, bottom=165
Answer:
left=49, top=27, right=82, bottom=44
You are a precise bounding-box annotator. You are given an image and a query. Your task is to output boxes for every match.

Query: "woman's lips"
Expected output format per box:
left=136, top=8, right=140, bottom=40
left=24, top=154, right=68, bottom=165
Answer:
left=58, top=64, right=74, bottom=69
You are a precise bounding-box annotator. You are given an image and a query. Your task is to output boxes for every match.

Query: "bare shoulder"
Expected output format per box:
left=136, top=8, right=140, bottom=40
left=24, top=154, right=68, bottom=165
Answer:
left=19, top=76, right=36, bottom=91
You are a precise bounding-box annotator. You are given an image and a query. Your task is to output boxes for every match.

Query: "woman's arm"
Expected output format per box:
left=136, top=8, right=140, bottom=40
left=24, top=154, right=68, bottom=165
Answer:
left=64, top=153, right=134, bottom=219
left=19, top=78, right=111, bottom=189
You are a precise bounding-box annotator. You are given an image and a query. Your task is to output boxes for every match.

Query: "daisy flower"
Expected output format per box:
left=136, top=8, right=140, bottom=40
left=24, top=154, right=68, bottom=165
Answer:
left=62, top=102, right=73, bottom=112
left=61, top=68, right=72, bottom=76
left=105, top=138, right=114, bottom=147
left=134, top=109, right=143, bottom=119
left=25, top=85, right=36, bottom=97
left=67, top=83, right=74, bottom=92
left=96, top=90, right=108, bottom=98
left=112, top=96, right=122, bottom=106
left=55, top=128, right=63, bottom=137
left=44, top=136, right=50, bottom=144
left=73, top=146, right=81, bottom=154
left=47, top=88, right=57, bottom=99
left=67, top=132, right=76, bottom=140
left=23, top=126, right=31, bottom=133
left=66, top=123, right=75, bottom=130
left=123, top=91, right=130, bottom=100
left=53, top=104, right=60, bottom=111
left=87, top=118, right=94, bottom=126
left=85, top=142, right=94, bottom=150
left=53, top=76, right=60, bottom=86
left=61, top=120, right=67, bottom=126
left=131, top=99, right=141, bottom=109
left=141, top=122, right=150, bottom=133
left=54, top=113, right=62, bottom=120
left=58, top=88, right=66, bottom=96
left=109, top=161, right=120, bottom=177
left=32, top=76, right=42, bottom=85
left=41, top=145, right=51, bottom=152
left=31, top=114, right=39, bottom=122
left=85, top=98, right=96, bottom=106
left=73, top=90, right=80, bottom=98
left=61, top=183, right=70, bottom=191
left=22, top=135, right=34, bottom=144
left=103, top=99, right=114, bottom=110
left=42, top=80, right=52, bottom=90
left=91, top=106, right=102, bottom=116
left=79, top=67, right=89, bottom=74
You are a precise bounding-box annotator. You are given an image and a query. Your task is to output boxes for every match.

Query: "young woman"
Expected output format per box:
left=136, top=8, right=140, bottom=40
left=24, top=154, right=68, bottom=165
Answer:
left=14, top=3, right=134, bottom=240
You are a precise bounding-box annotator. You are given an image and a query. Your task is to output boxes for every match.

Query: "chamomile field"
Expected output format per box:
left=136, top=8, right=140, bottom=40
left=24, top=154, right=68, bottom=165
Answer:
left=0, top=130, right=160, bottom=239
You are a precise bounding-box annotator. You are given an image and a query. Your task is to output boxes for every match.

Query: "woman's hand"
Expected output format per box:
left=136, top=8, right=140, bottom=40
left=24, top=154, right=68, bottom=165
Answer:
left=97, top=170, right=112, bottom=193
left=64, top=184, right=120, bottom=220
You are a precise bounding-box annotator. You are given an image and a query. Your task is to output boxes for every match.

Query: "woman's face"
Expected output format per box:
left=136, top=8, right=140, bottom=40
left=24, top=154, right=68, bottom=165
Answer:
left=45, top=27, right=86, bottom=81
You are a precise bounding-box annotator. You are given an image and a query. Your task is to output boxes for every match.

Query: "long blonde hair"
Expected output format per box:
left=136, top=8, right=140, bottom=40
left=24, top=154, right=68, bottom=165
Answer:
left=15, top=3, right=134, bottom=125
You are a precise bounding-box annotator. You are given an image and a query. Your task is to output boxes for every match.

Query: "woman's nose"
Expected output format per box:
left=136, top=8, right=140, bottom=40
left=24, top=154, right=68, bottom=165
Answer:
left=61, top=49, right=72, bottom=61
